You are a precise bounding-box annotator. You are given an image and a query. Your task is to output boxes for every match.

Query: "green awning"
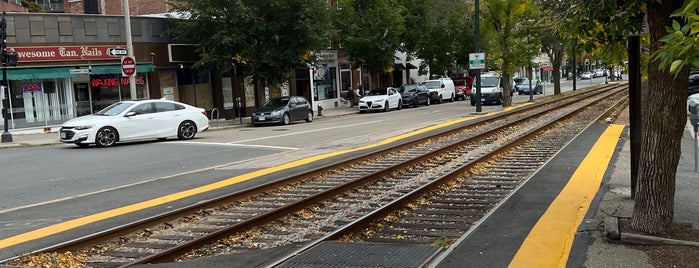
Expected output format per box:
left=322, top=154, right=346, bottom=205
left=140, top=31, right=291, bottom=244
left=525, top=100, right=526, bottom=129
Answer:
left=5, top=67, right=78, bottom=80
left=89, top=64, right=155, bottom=75
left=2, top=64, right=154, bottom=80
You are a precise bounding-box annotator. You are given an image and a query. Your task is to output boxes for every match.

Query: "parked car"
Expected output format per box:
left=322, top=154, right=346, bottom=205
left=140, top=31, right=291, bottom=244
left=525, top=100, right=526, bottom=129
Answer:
left=423, top=78, right=456, bottom=103
left=398, top=84, right=430, bottom=107
left=251, top=96, right=313, bottom=127
left=581, top=72, right=594, bottom=80
left=59, top=99, right=209, bottom=147
left=472, top=73, right=503, bottom=106
left=517, top=79, right=543, bottom=95
left=358, top=87, right=402, bottom=113
left=452, top=77, right=472, bottom=100
left=512, top=77, right=526, bottom=92
left=593, top=69, right=605, bottom=78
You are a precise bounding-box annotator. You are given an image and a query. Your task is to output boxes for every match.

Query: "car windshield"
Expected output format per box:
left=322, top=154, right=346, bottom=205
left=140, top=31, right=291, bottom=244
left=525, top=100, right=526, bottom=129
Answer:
left=95, top=102, right=134, bottom=116
left=481, top=77, right=500, bottom=87
left=454, top=80, right=466, bottom=86
left=367, top=89, right=387, bottom=96
left=262, top=97, right=290, bottom=108
left=399, top=85, right=417, bottom=93
left=423, top=81, right=441, bottom=89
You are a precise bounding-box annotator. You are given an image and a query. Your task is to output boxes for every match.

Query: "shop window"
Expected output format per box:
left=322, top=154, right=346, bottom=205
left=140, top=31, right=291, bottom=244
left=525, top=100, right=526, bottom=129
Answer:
left=314, top=65, right=337, bottom=101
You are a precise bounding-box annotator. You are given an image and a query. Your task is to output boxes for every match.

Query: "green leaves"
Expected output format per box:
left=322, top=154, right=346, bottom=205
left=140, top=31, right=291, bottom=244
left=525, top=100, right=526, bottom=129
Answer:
left=655, top=0, right=699, bottom=76
left=167, top=0, right=330, bottom=85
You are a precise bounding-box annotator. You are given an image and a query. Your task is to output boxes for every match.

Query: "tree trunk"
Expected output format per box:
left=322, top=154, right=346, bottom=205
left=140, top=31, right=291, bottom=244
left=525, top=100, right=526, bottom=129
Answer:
left=550, top=43, right=563, bottom=95
left=631, top=0, right=687, bottom=235
left=500, top=38, right=513, bottom=107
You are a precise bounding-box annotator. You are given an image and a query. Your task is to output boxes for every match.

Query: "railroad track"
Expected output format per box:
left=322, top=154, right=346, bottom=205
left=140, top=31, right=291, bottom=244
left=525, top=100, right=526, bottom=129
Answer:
left=2, top=84, right=628, bottom=268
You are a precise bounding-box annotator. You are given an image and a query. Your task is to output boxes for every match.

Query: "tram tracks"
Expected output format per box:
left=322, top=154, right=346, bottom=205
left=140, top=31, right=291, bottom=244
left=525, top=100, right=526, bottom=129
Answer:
left=3, top=84, right=628, bottom=268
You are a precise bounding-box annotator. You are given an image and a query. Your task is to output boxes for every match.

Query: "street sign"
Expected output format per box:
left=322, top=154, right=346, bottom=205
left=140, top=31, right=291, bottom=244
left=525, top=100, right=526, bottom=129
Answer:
left=69, top=68, right=90, bottom=74
left=121, top=56, right=136, bottom=77
left=107, top=47, right=128, bottom=57
left=469, top=53, right=486, bottom=70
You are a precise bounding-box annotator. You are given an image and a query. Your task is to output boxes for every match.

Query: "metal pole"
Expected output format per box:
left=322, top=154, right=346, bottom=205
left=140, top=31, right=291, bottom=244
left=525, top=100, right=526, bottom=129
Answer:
left=123, top=0, right=137, bottom=100
left=1, top=12, right=12, bottom=143
left=474, top=0, right=482, bottom=113
left=527, top=28, right=533, bottom=102
left=695, top=125, right=698, bottom=172
left=572, top=40, right=576, bottom=91
left=628, top=35, right=641, bottom=198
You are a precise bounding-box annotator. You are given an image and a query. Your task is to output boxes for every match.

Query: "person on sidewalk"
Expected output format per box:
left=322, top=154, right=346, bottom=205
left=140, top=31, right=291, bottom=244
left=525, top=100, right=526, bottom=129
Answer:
left=355, top=85, right=364, bottom=105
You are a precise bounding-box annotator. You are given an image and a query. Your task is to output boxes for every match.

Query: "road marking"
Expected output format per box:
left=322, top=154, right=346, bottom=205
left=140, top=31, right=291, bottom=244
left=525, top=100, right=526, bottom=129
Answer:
left=173, top=141, right=298, bottom=150
left=231, top=120, right=383, bottom=144
left=508, top=124, right=625, bottom=268
left=0, top=113, right=493, bottom=250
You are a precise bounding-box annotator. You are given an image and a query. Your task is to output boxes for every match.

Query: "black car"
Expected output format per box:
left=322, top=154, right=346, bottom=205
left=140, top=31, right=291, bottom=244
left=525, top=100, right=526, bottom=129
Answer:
left=398, top=84, right=430, bottom=107
left=251, top=96, right=313, bottom=126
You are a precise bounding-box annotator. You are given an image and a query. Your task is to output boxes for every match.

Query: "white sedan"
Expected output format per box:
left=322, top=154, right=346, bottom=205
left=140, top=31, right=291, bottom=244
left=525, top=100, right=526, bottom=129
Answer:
left=358, top=87, right=402, bottom=113
left=59, top=99, right=209, bottom=147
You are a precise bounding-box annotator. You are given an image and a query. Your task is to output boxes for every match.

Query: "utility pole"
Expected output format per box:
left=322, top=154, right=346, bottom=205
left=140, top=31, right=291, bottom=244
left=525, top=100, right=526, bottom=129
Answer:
left=474, top=0, right=482, bottom=113
left=1, top=12, right=12, bottom=143
left=123, top=0, right=137, bottom=100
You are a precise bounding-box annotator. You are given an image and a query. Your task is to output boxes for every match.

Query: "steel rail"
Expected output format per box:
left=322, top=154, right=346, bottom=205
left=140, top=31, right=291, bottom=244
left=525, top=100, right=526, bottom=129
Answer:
left=128, top=85, right=626, bottom=266
left=265, top=86, right=629, bottom=267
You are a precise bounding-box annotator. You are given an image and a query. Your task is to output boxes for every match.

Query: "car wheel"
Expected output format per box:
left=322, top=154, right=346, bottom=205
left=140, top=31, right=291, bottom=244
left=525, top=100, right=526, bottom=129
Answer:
left=450, top=94, right=454, bottom=102
left=438, top=95, right=443, bottom=104
left=177, top=120, right=198, bottom=140
left=397, top=100, right=402, bottom=110
left=412, top=98, right=418, bottom=108
left=426, top=97, right=431, bottom=106
left=383, top=101, right=390, bottom=112
left=282, top=113, right=291, bottom=125
left=305, top=111, right=313, bottom=122
left=95, top=127, right=118, bottom=147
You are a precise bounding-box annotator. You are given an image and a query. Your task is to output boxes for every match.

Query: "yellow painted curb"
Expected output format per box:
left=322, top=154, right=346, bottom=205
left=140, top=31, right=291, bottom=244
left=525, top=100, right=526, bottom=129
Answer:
left=508, top=124, right=625, bottom=268
left=0, top=112, right=496, bottom=250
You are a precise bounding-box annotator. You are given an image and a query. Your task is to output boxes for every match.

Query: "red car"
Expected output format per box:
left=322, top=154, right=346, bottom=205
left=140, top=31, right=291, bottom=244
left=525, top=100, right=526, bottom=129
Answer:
left=452, top=77, right=473, bottom=100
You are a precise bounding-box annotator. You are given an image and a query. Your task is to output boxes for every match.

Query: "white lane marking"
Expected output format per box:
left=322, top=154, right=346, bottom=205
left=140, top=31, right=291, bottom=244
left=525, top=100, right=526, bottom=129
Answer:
left=230, top=120, right=383, bottom=144
left=173, top=141, right=298, bottom=150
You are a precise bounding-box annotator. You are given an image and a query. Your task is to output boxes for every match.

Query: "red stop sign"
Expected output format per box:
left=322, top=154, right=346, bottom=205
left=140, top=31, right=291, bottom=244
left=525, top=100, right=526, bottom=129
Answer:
left=121, top=56, right=136, bottom=76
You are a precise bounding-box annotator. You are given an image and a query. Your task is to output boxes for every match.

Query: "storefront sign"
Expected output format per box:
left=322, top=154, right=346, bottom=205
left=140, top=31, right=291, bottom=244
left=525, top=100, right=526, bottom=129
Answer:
left=11, top=45, right=126, bottom=62
left=22, top=82, right=42, bottom=92
left=91, top=75, right=145, bottom=88
left=316, top=51, right=337, bottom=61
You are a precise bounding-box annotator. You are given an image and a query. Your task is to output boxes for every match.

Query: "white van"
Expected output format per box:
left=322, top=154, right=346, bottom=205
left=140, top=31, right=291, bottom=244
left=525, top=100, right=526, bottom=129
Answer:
left=423, top=78, right=456, bottom=104
left=472, top=73, right=503, bottom=106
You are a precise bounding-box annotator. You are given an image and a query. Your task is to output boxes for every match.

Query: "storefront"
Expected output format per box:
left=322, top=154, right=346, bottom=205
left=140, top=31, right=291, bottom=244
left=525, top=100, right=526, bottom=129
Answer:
left=0, top=45, right=153, bottom=130
left=311, top=51, right=341, bottom=109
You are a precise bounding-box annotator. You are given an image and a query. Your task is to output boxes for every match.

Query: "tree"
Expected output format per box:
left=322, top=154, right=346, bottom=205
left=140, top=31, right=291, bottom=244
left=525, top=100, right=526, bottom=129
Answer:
left=21, top=0, right=43, bottom=12
left=480, top=0, right=533, bottom=107
left=561, top=0, right=689, bottom=234
left=536, top=0, right=569, bottom=95
left=167, top=0, right=330, bottom=104
left=333, top=0, right=405, bottom=85
left=409, top=0, right=473, bottom=77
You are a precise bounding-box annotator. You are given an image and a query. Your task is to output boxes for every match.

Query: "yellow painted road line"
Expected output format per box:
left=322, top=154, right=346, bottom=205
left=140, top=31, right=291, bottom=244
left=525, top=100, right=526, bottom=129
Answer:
left=509, top=124, right=625, bottom=268
left=0, top=112, right=494, bottom=250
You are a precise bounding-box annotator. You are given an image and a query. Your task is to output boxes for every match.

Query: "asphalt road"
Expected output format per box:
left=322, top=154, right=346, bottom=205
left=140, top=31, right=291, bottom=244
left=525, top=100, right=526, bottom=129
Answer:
left=0, top=76, right=609, bottom=259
